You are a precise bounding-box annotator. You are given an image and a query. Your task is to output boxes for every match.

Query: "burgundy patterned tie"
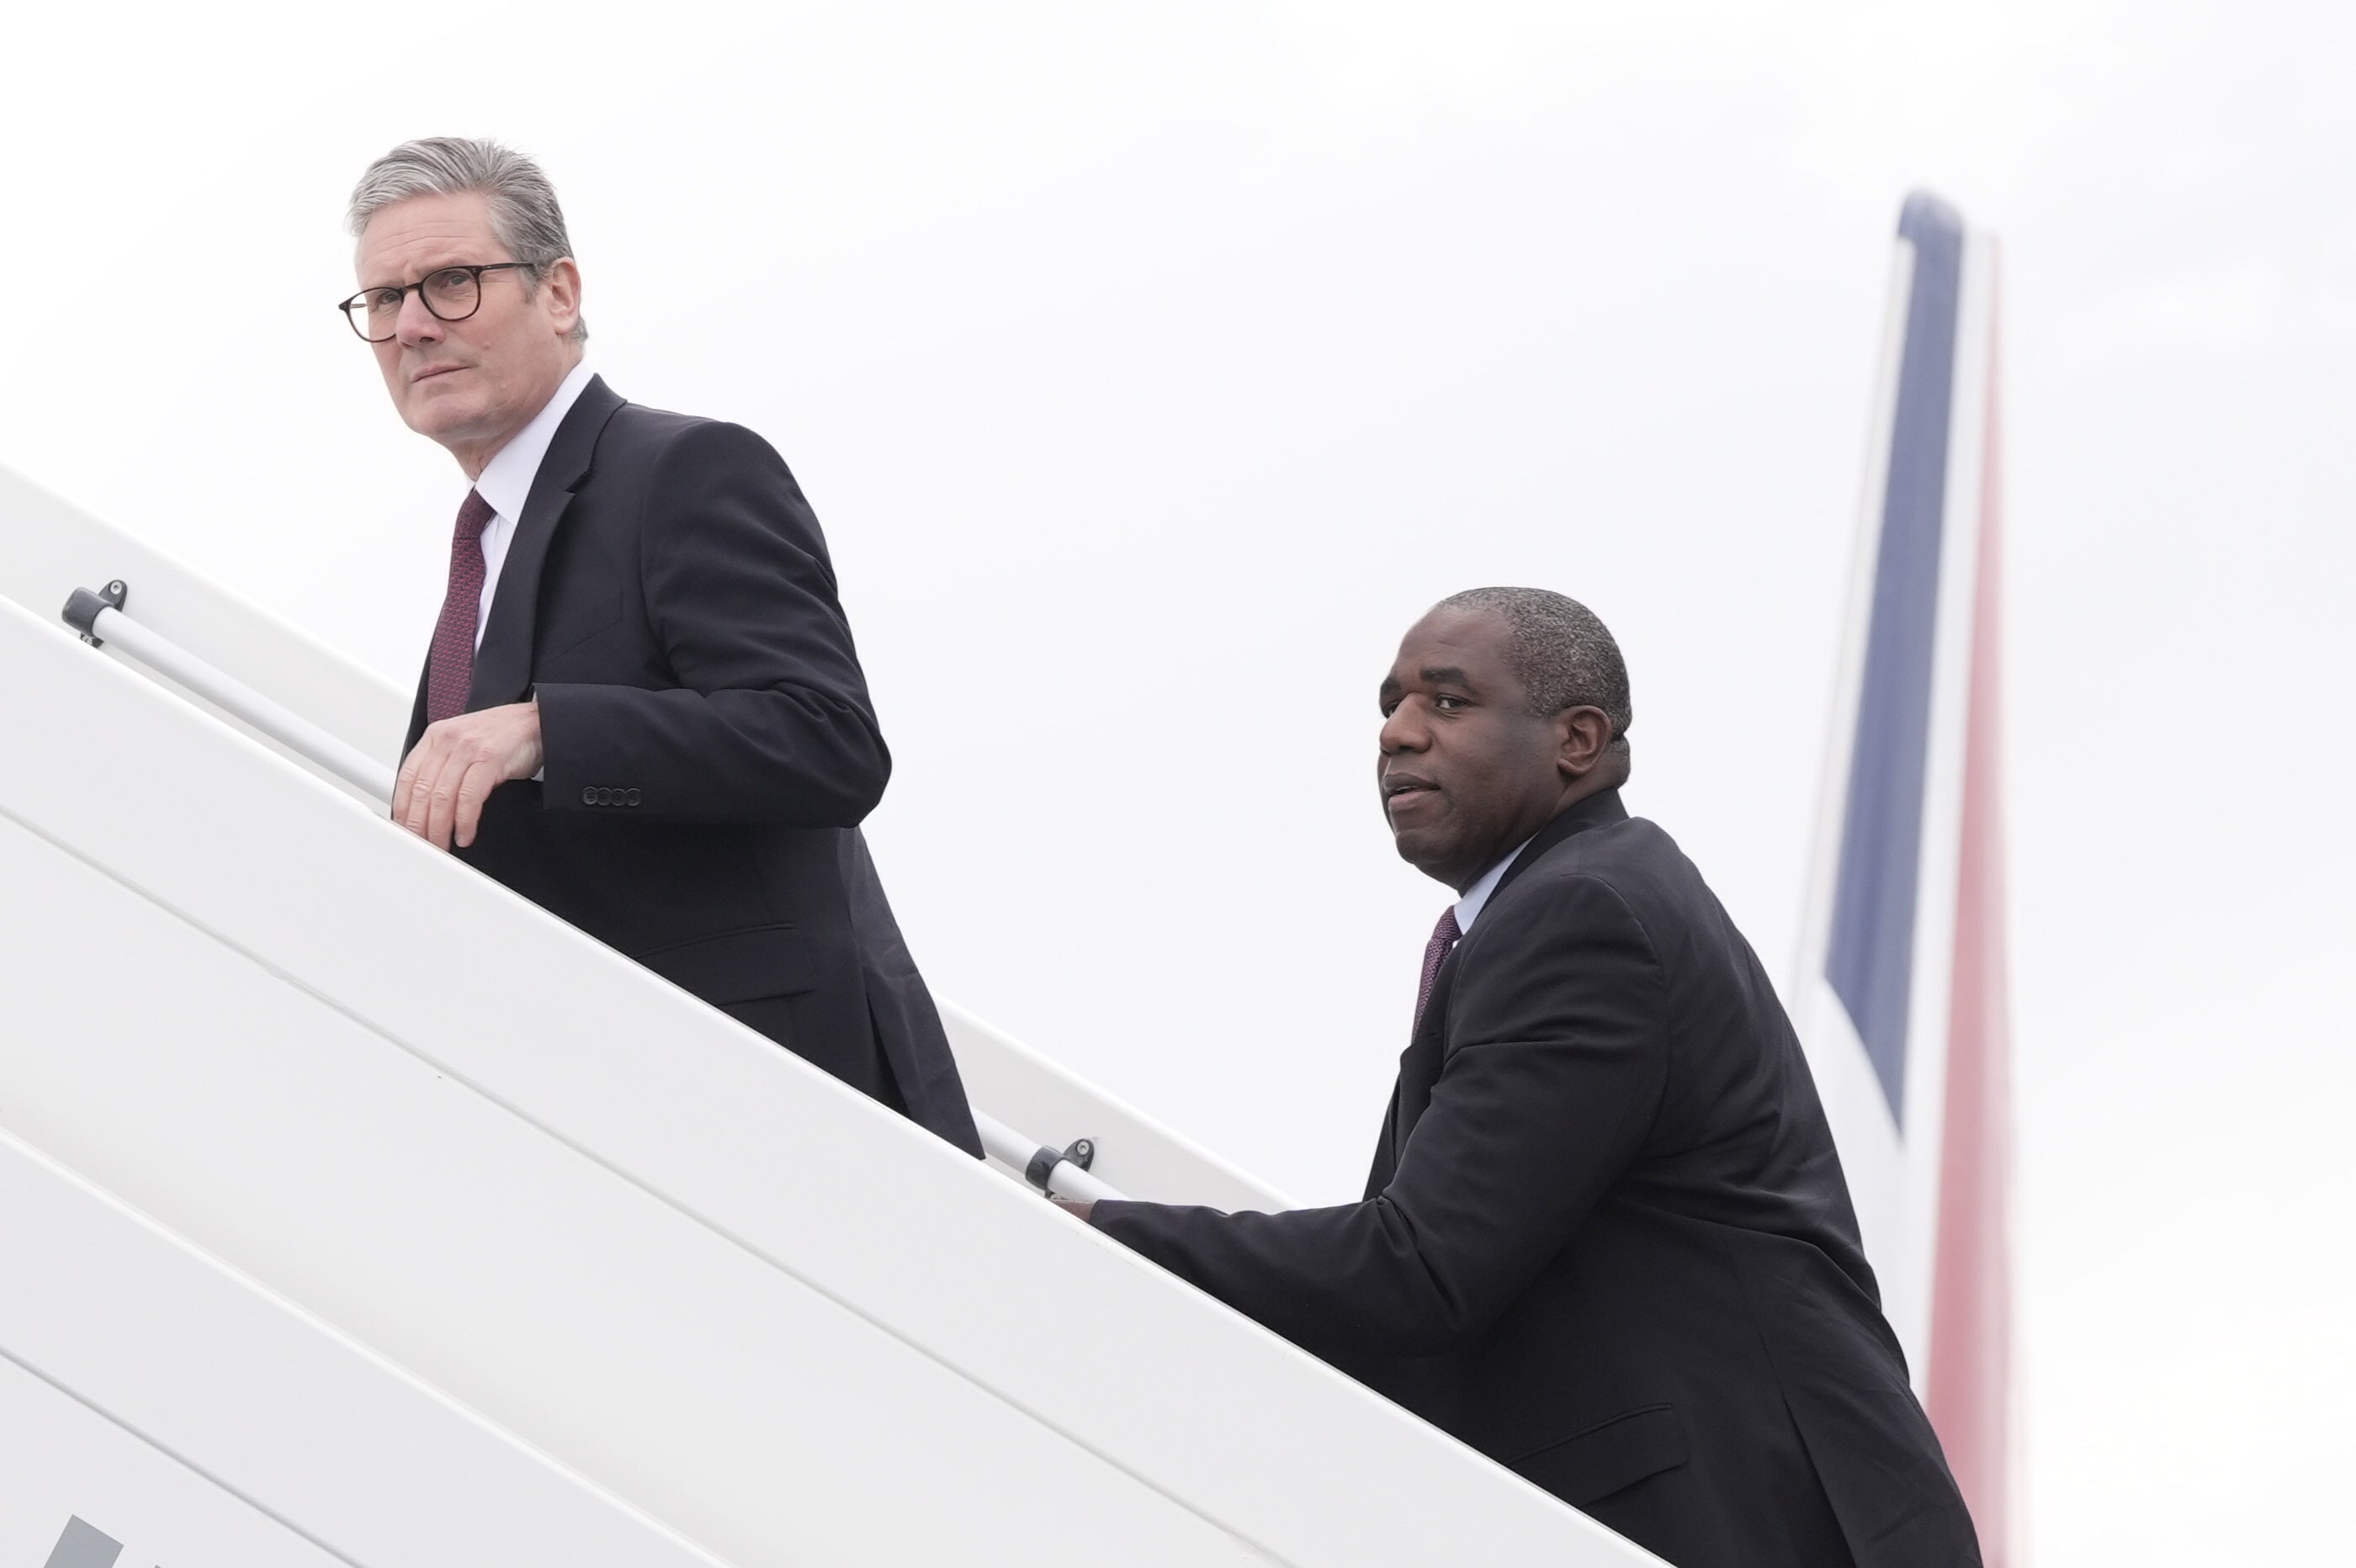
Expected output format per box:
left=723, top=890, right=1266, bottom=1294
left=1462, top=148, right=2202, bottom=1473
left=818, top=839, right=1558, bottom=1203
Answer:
left=425, top=489, right=496, bottom=726
left=1413, top=905, right=1462, bottom=1033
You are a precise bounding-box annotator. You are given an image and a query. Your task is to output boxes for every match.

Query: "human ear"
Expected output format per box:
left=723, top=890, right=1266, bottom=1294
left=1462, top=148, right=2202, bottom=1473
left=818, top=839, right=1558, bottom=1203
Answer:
left=542, top=257, right=584, bottom=336
left=1556, top=705, right=1613, bottom=777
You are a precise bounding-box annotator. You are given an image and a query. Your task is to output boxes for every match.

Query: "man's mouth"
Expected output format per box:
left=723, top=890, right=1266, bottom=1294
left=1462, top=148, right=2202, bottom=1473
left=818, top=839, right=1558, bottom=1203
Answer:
left=411, top=363, right=464, bottom=384
left=1383, top=774, right=1441, bottom=815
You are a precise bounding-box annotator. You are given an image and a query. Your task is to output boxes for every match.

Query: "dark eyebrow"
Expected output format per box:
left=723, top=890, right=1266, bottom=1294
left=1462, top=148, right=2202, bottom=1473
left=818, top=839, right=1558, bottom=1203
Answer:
left=360, top=257, right=497, bottom=292
left=1382, top=666, right=1479, bottom=704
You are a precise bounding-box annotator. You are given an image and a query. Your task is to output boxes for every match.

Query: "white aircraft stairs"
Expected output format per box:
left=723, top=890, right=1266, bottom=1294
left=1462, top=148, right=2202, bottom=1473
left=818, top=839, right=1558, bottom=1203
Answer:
left=0, top=468, right=1661, bottom=1566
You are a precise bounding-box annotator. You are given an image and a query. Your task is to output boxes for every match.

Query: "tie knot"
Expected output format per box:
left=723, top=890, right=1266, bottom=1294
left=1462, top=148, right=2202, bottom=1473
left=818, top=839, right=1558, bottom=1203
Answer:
left=1430, top=906, right=1461, bottom=948
left=454, top=488, right=496, bottom=541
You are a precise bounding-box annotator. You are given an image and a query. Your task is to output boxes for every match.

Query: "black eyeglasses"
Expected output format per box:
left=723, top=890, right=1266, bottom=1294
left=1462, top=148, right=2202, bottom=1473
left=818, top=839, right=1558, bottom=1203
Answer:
left=337, top=262, right=539, bottom=342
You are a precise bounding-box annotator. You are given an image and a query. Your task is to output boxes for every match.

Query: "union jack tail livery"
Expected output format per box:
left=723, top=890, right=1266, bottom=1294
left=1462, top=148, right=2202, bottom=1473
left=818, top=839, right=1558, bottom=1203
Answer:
left=1795, top=190, right=2015, bottom=1565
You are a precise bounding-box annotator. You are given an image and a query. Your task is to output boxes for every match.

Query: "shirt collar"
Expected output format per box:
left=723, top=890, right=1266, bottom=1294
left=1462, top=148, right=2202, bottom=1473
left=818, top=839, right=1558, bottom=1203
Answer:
left=472, top=359, right=597, bottom=522
left=1453, top=836, right=1532, bottom=934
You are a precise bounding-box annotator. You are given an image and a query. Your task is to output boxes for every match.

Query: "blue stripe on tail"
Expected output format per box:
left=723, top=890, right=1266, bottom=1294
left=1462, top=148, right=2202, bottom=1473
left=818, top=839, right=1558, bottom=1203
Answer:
left=1826, top=192, right=1965, bottom=1125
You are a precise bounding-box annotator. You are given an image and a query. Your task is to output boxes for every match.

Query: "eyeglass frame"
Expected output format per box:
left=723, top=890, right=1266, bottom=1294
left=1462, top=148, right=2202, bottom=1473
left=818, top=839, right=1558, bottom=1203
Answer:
left=336, top=261, right=542, bottom=342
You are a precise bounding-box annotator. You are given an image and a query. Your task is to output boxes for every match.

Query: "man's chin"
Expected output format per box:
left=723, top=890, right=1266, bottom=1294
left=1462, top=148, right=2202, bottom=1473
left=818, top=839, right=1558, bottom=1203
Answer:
left=1388, top=825, right=1457, bottom=884
left=403, top=395, right=484, bottom=443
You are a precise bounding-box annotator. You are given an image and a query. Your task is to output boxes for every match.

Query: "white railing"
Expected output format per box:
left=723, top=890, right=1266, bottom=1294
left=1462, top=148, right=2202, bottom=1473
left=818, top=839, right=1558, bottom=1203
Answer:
left=61, top=583, right=1122, bottom=1205
left=66, top=583, right=398, bottom=802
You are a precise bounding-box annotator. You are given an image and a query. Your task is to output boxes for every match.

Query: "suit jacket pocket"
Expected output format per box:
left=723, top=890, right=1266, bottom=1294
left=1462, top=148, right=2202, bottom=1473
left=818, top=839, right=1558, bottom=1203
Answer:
left=1510, top=1404, right=1687, bottom=1506
left=634, top=924, right=816, bottom=1005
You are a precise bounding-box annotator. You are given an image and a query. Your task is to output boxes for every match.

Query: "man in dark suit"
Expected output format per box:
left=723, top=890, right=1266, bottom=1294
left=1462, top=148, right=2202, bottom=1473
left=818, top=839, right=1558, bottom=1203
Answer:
left=343, top=136, right=979, bottom=1153
left=1069, top=589, right=1979, bottom=1566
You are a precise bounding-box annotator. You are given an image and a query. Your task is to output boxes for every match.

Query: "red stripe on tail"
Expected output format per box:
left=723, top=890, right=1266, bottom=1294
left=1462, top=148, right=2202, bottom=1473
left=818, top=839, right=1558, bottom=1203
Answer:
left=1926, top=260, right=2015, bottom=1565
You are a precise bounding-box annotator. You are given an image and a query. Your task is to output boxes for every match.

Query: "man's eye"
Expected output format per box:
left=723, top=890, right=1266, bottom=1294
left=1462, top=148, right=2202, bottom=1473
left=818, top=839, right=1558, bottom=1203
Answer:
left=367, top=288, right=405, bottom=310
left=428, top=268, right=474, bottom=290
left=1433, top=695, right=1467, bottom=712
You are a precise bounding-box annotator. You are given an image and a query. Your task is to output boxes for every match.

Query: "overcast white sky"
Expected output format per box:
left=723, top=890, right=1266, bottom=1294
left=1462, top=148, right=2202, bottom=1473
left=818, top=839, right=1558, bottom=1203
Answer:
left=8, top=2, right=2353, bottom=1560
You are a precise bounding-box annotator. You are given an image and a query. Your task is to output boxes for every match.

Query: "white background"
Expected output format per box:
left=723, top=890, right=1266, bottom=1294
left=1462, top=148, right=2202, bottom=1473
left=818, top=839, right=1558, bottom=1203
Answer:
left=6, top=3, right=2350, bottom=1560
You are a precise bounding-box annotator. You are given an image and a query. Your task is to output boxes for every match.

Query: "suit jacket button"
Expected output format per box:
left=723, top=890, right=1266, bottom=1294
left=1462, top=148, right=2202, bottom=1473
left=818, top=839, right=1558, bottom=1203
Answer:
left=625, top=789, right=642, bottom=806
left=581, top=787, right=597, bottom=806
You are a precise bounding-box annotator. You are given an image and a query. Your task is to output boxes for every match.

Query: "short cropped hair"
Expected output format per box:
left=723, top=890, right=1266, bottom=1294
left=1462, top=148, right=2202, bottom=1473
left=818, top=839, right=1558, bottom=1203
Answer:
left=347, top=136, right=587, bottom=344
left=1437, top=586, right=1633, bottom=766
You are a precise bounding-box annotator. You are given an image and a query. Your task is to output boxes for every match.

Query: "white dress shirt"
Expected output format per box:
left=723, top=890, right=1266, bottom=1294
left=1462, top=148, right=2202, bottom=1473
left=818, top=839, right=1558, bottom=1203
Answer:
left=1453, top=835, right=1533, bottom=935
left=466, top=359, right=597, bottom=650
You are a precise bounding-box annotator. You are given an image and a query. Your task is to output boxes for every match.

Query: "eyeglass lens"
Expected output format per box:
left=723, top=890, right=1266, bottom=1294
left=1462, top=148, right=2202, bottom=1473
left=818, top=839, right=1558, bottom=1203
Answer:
left=348, top=267, right=486, bottom=342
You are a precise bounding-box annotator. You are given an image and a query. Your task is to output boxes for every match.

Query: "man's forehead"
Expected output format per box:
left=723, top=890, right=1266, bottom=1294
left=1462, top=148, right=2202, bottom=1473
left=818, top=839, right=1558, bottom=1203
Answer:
left=1390, top=606, right=1511, bottom=673
left=355, top=192, right=500, bottom=275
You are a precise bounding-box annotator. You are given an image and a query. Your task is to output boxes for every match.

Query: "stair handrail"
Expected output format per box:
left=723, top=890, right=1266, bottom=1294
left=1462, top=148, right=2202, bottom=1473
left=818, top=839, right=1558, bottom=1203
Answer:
left=61, top=581, right=1120, bottom=1204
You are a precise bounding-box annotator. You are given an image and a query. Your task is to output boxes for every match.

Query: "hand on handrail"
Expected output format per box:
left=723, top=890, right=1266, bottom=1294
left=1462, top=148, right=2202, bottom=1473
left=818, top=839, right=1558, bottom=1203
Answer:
left=393, top=701, right=544, bottom=850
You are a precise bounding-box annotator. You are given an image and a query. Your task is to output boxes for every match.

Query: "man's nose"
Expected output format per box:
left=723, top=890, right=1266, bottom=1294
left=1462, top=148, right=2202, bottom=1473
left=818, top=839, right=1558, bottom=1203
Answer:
left=1380, top=702, right=1428, bottom=754
left=395, top=289, right=443, bottom=347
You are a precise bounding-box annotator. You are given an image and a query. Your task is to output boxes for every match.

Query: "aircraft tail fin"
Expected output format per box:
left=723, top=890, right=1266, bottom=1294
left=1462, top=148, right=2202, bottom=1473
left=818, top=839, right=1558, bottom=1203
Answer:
left=1794, top=190, right=2015, bottom=1565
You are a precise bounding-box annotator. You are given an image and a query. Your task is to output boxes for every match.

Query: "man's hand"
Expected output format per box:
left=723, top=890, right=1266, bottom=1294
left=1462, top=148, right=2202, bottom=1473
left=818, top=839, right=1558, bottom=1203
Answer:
left=1053, top=1199, right=1096, bottom=1223
left=393, top=701, right=544, bottom=851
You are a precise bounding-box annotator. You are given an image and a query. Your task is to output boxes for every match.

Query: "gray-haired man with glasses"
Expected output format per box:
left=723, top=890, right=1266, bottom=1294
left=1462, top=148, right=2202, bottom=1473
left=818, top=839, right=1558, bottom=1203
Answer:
left=342, top=136, right=981, bottom=1152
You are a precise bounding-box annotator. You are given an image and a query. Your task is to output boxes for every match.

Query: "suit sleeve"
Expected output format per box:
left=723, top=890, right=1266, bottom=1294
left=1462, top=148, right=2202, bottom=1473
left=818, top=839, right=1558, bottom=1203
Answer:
left=533, top=421, right=890, bottom=824
left=1090, top=873, right=1667, bottom=1359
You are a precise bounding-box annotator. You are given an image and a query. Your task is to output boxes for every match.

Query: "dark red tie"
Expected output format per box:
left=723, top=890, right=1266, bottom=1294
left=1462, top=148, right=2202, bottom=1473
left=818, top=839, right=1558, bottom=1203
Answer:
left=1414, top=906, right=1462, bottom=1032
left=425, top=490, right=496, bottom=726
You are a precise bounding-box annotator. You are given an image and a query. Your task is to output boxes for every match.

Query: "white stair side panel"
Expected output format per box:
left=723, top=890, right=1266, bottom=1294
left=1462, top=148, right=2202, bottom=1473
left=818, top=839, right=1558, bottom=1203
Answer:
left=0, top=1131, right=735, bottom=1568
left=1, top=1361, right=347, bottom=1568
left=0, top=595, right=1656, bottom=1566
left=0, top=818, right=1279, bottom=1568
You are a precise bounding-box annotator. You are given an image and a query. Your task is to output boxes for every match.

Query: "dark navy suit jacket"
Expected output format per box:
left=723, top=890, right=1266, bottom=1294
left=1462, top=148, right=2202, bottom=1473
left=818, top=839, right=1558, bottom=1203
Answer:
left=404, top=376, right=980, bottom=1154
left=1092, top=791, right=1979, bottom=1566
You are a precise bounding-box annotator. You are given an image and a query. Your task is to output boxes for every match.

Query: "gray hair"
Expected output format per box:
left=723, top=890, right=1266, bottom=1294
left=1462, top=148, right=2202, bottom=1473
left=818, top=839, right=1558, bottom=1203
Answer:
left=348, top=137, right=586, bottom=344
left=1436, top=586, right=1633, bottom=766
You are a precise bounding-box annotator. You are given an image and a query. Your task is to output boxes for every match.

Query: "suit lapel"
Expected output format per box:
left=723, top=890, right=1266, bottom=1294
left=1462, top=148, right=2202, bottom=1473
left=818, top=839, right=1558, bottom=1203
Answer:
left=1383, top=788, right=1630, bottom=1161
left=465, top=376, right=626, bottom=712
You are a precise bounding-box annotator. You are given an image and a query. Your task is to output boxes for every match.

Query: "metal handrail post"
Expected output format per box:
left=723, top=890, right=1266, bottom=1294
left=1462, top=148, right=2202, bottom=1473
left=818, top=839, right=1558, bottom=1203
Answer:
left=975, top=1113, right=1121, bottom=1203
